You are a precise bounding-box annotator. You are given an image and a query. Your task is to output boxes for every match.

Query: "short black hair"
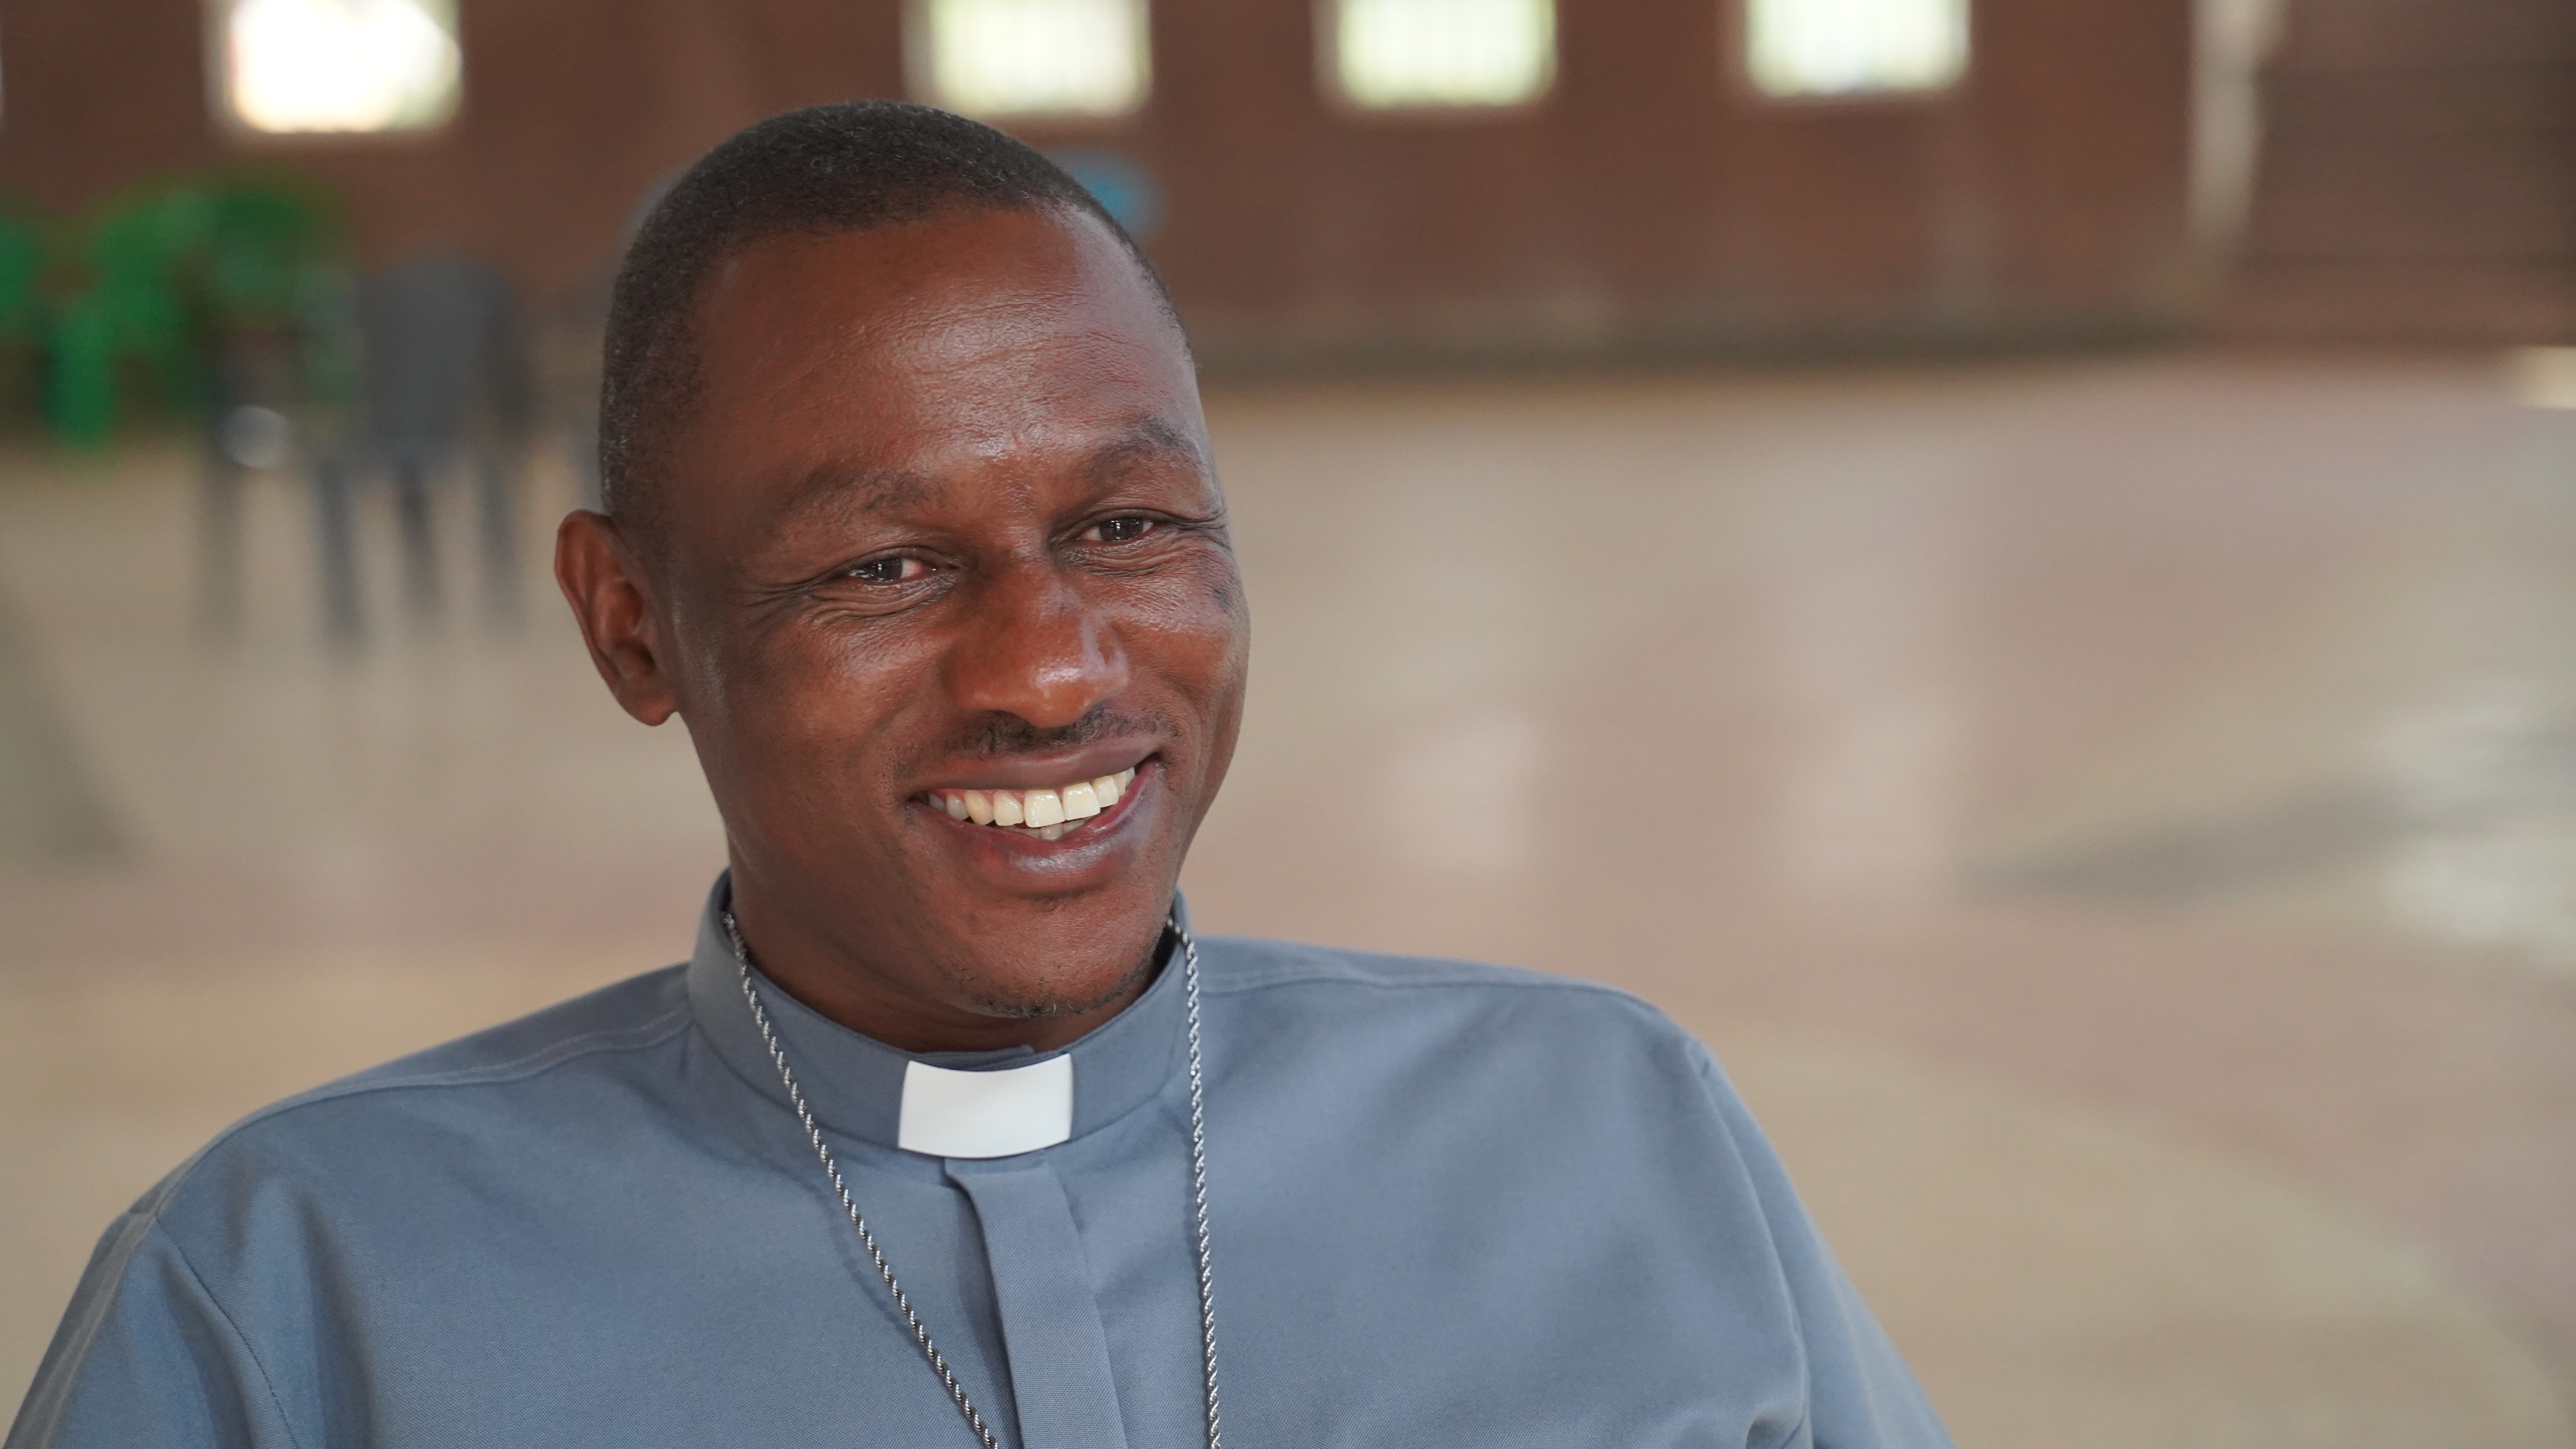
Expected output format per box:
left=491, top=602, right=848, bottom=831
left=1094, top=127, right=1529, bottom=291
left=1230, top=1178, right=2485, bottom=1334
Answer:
left=598, top=101, right=1176, bottom=538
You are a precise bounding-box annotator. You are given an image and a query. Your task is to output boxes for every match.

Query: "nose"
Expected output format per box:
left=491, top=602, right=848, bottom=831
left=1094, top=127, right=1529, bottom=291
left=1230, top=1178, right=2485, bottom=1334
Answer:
left=942, top=556, right=1130, bottom=730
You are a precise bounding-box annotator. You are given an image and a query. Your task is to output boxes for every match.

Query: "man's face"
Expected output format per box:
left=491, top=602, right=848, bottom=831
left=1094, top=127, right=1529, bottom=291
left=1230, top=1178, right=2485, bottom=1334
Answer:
left=562, top=205, right=1247, bottom=1045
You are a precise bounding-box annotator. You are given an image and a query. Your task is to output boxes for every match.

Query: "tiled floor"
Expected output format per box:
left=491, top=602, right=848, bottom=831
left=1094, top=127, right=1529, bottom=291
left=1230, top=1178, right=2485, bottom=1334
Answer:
left=4, top=349, right=2573, bottom=1443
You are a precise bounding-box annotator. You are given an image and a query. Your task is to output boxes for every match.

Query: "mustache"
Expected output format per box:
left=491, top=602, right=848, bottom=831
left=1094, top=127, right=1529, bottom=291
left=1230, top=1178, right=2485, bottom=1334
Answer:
left=942, top=705, right=1169, bottom=759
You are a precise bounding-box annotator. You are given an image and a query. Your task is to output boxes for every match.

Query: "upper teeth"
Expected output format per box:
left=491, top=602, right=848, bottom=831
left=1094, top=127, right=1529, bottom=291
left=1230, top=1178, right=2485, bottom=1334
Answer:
left=935, top=768, right=1136, bottom=840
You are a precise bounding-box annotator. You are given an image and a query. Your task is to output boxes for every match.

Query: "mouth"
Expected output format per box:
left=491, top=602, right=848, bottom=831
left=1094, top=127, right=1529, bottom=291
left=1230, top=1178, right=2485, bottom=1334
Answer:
left=921, top=763, right=1144, bottom=843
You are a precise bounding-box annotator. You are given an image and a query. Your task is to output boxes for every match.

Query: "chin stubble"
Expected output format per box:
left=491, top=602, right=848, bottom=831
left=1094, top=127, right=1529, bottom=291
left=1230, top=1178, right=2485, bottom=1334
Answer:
left=954, top=939, right=1163, bottom=1021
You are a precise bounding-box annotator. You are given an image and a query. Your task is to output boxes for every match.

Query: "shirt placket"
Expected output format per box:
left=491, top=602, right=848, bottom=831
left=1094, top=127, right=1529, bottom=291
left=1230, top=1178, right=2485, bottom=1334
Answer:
left=947, top=1157, right=1131, bottom=1449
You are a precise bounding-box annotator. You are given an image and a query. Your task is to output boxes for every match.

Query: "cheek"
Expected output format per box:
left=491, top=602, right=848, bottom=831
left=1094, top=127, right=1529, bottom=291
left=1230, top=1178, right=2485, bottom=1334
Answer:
left=711, top=623, right=931, bottom=798
left=1128, top=557, right=1251, bottom=712
left=1200, top=552, right=1248, bottom=625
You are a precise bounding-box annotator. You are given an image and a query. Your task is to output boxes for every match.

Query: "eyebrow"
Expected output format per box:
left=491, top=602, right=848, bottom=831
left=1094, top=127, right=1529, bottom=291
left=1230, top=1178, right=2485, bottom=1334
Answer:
left=764, top=417, right=1205, bottom=530
left=1085, top=417, right=1208, bottom=487
left=766, top=462, right=943, bottom=530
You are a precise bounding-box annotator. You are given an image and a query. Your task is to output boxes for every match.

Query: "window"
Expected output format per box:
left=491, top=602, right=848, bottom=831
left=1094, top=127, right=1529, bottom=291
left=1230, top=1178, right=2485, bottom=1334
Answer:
left=1329, top=0, right=1555, bottom=110
left=914, top=0, right=1150, bottom=119
left=1743, top=0, right=1967, bottom=99
left=217, top=0, right=461, bottom=134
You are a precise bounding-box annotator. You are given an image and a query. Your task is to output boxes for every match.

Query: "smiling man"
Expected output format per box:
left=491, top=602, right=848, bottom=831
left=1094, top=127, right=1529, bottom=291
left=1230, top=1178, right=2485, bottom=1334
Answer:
left=10, top=105, right=1948, bottom=1449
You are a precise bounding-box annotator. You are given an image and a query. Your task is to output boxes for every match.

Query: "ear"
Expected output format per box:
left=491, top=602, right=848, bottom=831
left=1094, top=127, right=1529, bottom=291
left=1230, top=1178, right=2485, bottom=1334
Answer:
left=554, top=510, right=680, bottom=726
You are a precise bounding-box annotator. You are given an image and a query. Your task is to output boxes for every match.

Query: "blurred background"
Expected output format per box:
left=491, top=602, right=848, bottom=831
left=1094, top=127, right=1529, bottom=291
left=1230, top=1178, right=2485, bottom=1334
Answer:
left=2, top=0, right=2574, bottom=1442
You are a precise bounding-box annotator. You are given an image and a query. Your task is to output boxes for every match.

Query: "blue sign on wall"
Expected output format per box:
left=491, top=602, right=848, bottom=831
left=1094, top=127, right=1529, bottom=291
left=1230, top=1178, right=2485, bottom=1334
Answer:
left=1046, top=150, right=1165, bottom=240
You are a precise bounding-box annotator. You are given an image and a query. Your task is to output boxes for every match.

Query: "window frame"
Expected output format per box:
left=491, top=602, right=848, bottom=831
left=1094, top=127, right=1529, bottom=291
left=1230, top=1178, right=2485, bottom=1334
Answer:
left=904, top=0, right=1154, bottom=125
left=1728, top=0, right=1973, bottom=108
left=205, top=0, right=465, bottom=143
left=1315, top=0, right=1559, bottom=121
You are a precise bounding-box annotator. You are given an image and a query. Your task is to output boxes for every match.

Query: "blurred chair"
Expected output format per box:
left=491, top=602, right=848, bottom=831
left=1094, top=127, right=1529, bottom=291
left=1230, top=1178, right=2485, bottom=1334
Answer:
left=200, top=331, right=304, bottom=632
left=49, top=195, right=199, bottom=451
left=313, top=255, right=533, bottom=638
left=0, top=204, right=44, bottom=398
left=178, top=180, right=350, bottom=635
left=536, top=262, right=612, bottom=512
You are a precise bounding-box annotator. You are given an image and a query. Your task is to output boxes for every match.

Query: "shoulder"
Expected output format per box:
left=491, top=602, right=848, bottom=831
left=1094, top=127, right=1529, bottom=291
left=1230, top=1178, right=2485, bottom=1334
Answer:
left=1197, top=932, right=1688, bottom=1020
left=133, top=966, right=697, bottom=1225
left=309, top=963, right=696, bottom=1098
left=1193, top=933, right=1715, bottom=1077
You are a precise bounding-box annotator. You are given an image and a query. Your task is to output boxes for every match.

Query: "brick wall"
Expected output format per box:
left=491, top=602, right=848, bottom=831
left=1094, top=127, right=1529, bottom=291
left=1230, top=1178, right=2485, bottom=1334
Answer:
left=0, top=0, right=2200, bottom=366
left=2224, top=0, right=2576, bottom=342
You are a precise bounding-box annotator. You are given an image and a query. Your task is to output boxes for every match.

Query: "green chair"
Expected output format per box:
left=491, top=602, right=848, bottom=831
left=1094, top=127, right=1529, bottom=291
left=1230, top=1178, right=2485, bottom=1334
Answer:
left=44, top=191, right=197, bottom=448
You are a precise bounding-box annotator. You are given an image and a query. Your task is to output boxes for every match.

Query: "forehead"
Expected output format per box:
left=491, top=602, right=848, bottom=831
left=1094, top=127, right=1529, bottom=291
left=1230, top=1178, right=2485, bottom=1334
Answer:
left=673, top=206, right=1197, bottom=492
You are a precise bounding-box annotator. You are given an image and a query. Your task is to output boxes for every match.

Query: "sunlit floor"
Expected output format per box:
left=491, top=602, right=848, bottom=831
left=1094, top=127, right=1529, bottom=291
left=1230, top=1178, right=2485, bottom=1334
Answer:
left=4, top=349, right=2574, bottom=1444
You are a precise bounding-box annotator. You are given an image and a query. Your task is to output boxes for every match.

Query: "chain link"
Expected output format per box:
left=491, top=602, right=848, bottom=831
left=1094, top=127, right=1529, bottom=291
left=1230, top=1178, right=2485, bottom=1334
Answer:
left=1176, top=923, right=1225, bottom=1449
left=723, top=910, right=1223, bottom=1449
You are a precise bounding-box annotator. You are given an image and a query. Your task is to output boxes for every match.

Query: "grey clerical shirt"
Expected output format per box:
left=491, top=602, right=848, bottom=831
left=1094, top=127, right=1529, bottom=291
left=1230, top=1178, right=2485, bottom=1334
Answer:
left=10, top=882, right=1950, bottom=1448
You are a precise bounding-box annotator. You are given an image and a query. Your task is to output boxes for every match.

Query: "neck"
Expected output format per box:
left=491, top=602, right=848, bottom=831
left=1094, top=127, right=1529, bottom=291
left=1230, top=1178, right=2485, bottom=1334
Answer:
left=724, top=875, right=1159, bottom=1056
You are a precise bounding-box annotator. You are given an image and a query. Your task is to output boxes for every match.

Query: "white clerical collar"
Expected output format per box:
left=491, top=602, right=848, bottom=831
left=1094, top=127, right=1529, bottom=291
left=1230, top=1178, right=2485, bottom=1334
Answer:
left=687, top=874, right=1192, bottom=1159
left=897, top=1055, right=1074, bottom=1158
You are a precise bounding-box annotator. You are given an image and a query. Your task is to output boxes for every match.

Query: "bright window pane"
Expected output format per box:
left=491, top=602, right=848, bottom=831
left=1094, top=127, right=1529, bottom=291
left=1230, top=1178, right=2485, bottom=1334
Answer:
left=920, top=0, right=1149, bottom=118
left=1334, top=0, right=1555, bottom=110
left=221, top=0, right=461, bottom=134
left=1745, top=0, right=1967, bottom=98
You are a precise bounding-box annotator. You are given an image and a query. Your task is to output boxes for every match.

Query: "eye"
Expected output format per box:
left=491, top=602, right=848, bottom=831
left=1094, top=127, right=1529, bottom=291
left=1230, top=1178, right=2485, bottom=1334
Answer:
left=843, top=555, right=930, bottom=584
left=1086, top=515, right=1157, bottom=544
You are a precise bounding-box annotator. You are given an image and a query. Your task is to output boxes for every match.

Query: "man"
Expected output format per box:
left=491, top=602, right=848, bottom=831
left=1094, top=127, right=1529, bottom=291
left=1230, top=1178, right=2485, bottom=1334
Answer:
left=10, top=104, right=1948, bottom=1448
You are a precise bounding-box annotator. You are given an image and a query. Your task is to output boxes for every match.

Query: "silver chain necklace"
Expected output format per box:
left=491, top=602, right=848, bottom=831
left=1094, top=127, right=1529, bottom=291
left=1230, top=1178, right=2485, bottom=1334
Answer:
left=721, top=910, right=1225, bottom=1449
